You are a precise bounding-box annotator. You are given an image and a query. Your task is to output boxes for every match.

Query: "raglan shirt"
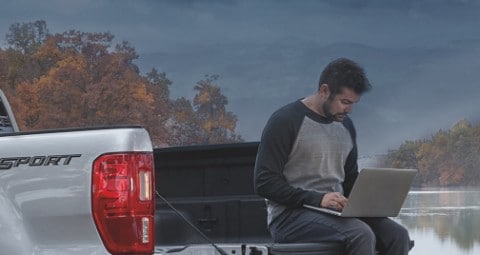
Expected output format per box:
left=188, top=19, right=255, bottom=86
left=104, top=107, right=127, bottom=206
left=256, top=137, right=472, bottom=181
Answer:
left=254, top=99, right=359, bottom=226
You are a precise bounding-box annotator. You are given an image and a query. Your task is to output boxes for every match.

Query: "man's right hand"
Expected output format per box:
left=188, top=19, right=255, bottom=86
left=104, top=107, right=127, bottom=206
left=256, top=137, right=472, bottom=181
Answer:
left=321, top=192, right=348, bottom=211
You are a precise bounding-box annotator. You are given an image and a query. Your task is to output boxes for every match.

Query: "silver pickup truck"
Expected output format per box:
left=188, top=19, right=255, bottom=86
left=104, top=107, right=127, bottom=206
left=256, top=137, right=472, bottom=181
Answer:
left=0, top=89, right=346, bottom=255
left=0, top=89, right=158, bottom=254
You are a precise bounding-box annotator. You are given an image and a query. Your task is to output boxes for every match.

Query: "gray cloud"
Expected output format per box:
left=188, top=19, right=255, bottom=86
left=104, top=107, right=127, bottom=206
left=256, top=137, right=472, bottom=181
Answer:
left=2, top=0, right=480, bottom=155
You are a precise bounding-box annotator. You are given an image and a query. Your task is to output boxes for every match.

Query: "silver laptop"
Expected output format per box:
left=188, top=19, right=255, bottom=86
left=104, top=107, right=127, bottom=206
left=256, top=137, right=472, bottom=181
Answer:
left=304, top=167, right=417, bottom=217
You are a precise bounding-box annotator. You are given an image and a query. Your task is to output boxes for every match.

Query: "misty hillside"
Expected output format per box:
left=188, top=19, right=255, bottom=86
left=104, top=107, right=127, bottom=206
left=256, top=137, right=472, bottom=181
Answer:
left=137, top=40, right=480, bottom=155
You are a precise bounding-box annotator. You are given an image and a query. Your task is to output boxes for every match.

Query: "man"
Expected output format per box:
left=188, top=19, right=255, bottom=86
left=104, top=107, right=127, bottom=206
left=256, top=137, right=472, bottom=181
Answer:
left=254, top=58, right=411, bottom=255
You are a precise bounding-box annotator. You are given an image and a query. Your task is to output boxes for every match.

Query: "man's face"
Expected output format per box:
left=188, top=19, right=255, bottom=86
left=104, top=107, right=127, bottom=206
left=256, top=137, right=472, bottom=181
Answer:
left=322, top=87, right=360, bottom=122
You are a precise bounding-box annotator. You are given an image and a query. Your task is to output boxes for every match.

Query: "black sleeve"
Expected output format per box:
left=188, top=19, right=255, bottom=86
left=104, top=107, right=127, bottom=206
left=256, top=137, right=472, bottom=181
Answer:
left=342, top=116, right=359, bottom=197
left=253, top=104, right=325, bottom=208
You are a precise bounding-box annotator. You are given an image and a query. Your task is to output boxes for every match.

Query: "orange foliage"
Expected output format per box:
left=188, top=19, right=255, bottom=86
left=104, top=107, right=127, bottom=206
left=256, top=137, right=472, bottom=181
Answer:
left=1, top=20, right=243, bottom=148
left=387, top=120, right=480, bottom=187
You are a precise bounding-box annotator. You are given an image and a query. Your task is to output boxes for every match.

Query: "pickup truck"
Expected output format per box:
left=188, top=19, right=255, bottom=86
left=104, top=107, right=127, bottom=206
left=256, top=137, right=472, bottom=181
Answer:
left=0, top=88, right=364, bottom=255
left=0, top=89, right=157, bottom=254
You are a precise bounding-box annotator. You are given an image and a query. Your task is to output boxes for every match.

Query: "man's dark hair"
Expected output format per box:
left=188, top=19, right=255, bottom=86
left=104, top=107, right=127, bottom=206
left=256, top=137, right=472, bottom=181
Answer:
left=319, top=58, right=372, bottom=96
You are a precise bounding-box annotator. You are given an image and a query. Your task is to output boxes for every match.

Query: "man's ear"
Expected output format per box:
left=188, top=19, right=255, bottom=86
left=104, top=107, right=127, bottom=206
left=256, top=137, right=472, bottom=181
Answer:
left=319, top=84, right=330, bottom=100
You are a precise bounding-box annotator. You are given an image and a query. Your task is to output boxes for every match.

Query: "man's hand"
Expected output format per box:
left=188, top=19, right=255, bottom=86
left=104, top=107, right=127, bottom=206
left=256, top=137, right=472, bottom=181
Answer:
left=321, top=192, right=348, bottom=211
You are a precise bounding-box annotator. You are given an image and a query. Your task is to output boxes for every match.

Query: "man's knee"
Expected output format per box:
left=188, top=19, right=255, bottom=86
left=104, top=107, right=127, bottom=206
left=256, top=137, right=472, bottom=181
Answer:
left=353, top=224, right=376, bottom=244
left=343, top=223, right=376, bottom=254
left=377, top=222, right=412, bottom=254
left=344, top=220, right=376, bottom=246
left=385, top=222, right=410, bottom=244
left=395, top=224, right=412, bottom=250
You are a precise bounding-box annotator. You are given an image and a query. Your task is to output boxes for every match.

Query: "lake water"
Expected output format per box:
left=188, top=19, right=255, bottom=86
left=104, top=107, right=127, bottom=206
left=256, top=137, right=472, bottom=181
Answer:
left=394, top=187, right=480, bottom=255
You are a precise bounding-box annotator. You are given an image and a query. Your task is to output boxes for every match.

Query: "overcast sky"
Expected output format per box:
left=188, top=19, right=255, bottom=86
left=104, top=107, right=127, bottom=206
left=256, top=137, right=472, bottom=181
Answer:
left=2, top=0, right=480, bottom=156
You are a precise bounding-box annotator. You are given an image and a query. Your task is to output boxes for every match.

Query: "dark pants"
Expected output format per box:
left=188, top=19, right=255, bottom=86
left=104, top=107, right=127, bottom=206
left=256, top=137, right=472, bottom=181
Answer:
left=269, top=208, right=411, bottom=255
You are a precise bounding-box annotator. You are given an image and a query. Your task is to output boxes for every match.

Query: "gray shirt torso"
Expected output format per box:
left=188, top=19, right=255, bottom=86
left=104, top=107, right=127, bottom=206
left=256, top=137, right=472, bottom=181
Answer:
left=254, top=100, right=358, bottom=226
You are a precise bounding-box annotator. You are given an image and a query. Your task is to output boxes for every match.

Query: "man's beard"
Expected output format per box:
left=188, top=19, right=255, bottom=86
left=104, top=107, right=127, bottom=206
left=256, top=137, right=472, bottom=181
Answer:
left=322, top=99, right=346, bottom=122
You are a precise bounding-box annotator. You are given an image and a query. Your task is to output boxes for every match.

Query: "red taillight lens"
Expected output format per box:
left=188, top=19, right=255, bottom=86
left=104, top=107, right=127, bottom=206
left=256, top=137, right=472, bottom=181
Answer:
left=92, top=153, right=155, bottom=254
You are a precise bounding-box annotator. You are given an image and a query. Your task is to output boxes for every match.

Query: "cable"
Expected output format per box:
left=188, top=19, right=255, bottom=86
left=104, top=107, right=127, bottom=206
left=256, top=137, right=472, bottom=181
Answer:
left=155, top=190, right=228, bottom=255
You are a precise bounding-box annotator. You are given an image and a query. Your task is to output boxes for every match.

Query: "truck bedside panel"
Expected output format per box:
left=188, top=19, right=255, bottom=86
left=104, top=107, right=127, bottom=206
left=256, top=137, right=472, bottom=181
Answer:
left=0, top=127, right=152, bottom=255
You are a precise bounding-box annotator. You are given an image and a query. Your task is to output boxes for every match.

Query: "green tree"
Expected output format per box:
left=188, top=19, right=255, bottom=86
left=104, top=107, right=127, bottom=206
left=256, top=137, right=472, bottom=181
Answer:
left=386, top=140, right=422, bottom=186
left=6, top=20, right=48, bottom=54
left=387, top=140, right=420, bottom=169
left=3, top=20, right=50, bottom=89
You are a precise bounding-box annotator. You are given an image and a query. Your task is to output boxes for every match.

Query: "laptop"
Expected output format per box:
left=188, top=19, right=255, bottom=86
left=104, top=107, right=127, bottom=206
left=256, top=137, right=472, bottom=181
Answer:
left=304, top=167, right=417, bottom=217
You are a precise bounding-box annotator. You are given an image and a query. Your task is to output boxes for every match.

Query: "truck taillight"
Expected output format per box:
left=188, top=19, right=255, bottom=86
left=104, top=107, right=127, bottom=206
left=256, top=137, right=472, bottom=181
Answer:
left=92, top=153, right=155, bottom=255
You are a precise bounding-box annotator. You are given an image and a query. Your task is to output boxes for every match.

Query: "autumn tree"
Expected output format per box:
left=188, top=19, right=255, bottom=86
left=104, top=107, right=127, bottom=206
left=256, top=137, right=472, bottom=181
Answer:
left=0, top=50, right=7, bottom=90
left=8, top=26, right=157, bottom=137
left=386, top=119, right=480, bottom=187
left=192, top=75, right=242, bottom=144
left=145, top=68, right=172, bottom=147
left=167, top=97, right=202, bottom=146
left=421, top=130, right=464, bottom=186
left=2, top=20, right=245, bottom=148
left=448, top=119, right=480, bottom=185
left=166, top=75, right=244, bottom=146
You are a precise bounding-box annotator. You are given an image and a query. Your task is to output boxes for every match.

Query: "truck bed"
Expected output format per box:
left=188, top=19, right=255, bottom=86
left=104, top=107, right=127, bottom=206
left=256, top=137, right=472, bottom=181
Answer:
left=153, top=142, right=347, bottom=255
left=154, top=142, right=270, bottom=244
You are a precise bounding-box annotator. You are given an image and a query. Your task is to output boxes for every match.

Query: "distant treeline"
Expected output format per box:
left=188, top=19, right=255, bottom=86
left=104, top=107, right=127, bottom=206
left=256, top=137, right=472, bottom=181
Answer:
left=385, top=119, right=480, bottom=187
left=0, top=20, right=243, bottom=147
